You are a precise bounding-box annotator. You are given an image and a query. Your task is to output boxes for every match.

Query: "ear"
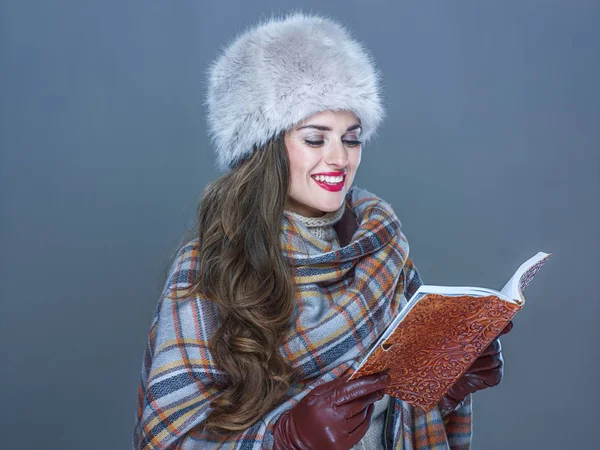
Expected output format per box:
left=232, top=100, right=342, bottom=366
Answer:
left=334, top=202, right=358, bottom=247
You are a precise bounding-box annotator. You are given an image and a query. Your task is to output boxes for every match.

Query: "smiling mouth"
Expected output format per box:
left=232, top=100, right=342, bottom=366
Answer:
left=311, top=176, right=345, bottom=185
left=310, top=172, right=346, bottom=185
left=311, top=173, right=346, bottom=191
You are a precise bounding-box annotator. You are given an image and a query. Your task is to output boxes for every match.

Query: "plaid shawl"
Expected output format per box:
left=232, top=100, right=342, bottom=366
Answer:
left=133, top=186, right=472, bottom=450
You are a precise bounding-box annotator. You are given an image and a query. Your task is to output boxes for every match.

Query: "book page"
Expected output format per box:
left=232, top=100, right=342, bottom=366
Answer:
left=500, top=252, right=552, bottom=302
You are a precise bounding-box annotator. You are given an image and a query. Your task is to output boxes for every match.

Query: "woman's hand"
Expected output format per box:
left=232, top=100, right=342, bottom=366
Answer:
left=438, top=320, right=514, bottom=414
left=273, top=372, right=391, bottom=450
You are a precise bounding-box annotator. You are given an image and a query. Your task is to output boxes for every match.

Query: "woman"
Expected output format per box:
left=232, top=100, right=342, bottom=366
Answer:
left=133, top=12, right=510, bottom=450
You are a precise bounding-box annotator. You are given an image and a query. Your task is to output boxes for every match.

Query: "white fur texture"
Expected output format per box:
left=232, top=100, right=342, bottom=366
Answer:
left=206, top=12, right=385, bottom=172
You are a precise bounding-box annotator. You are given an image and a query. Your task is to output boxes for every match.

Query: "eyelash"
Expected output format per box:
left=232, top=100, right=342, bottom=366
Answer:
left=304, top=139, right=363, bottom=147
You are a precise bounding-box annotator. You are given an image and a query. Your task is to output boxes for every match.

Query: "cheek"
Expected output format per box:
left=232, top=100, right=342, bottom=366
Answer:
left=287, top=143, right=317, bottom=178
left=348, top=149, right=362, bottom=180
left=285, top=139, right=300, bottom=174
left=355, top=149, right=362, bottom=167
left=286, top=147, right=307, bottom=192
left=288, top=151, right=306, bottom=181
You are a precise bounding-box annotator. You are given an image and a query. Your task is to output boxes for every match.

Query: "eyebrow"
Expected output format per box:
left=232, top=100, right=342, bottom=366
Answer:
left=297, top=123, right=362, bottom=132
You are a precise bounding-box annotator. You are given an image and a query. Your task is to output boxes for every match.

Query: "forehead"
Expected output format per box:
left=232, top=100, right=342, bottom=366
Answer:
left=295, top=110, right=360, bottom=129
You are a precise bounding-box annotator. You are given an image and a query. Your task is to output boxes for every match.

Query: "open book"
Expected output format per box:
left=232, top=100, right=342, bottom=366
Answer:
left=348, top=251, right=552, bottom=412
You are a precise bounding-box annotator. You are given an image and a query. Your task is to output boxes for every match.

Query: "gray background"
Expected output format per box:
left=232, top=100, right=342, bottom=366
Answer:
left=1, top=1, right=598, bottom=449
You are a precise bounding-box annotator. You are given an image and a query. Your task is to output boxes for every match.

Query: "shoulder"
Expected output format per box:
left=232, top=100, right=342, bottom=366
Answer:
left=157, top=238, right=222, bottom=330
left=347, top=186, right=402, bottom=227
left=164, top=238, right=202, bottom=295
left=347, top=186, right=395, bottom=210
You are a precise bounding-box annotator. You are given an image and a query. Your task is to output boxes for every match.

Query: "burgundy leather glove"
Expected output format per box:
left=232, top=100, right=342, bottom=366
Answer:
left=438, top=320, right=514, bottom=413
left=273, top=372, right=391, bottom=450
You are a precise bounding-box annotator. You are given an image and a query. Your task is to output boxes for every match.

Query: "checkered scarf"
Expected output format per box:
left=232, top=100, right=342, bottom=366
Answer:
left=133, top=186, right=472, bottom=449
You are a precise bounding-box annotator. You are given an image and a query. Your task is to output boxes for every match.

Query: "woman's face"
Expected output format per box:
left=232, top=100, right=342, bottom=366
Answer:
left=284, top=110, right=362, bottom=217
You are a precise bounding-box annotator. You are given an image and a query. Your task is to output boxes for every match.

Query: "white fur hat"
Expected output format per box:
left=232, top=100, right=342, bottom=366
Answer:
left=206, top=12, right=385, bottom=172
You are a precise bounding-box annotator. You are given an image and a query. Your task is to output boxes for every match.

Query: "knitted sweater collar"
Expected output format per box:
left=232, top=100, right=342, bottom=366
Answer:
left=280, top=186, right=407, bottom=282
left=283, top=203, right=346, bottom=244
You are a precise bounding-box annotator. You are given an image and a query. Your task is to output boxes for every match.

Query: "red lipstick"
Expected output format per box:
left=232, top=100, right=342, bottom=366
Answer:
left=311, top=172, right=346, bottom=192
left=313, top=171, right=346, bottom=176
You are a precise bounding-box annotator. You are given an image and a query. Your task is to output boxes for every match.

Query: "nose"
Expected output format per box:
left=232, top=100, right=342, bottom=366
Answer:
left=325, top=139, right=349, bottom=168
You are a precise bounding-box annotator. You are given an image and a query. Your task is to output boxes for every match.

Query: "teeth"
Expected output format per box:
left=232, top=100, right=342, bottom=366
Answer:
left=314, top=175, right=344, bottom=184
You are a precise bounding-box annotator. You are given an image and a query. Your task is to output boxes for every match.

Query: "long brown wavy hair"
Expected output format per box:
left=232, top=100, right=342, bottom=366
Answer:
left=173, top=134, right=298, bottom=435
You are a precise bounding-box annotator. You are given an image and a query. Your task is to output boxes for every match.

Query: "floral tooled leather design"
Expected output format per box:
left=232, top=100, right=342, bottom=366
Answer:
left=353, top=294, right=521, bottom=411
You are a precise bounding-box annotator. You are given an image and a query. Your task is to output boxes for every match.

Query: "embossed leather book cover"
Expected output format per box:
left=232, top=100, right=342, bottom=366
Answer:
left=349, top=252, right=552, bottom=412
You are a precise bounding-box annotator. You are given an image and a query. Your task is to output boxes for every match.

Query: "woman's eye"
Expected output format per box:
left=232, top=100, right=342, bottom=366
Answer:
left=304, top=138, right=362, bottom=147
left=343, top=139, right=363, bottom=147
left=304, top=139, right=325, bottom=147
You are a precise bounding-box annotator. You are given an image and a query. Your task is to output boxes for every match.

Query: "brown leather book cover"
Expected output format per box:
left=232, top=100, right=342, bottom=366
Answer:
left=350, top=293, right=522, bottom=411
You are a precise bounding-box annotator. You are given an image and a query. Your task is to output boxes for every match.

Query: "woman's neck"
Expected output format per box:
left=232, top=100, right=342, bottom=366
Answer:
left=284, top=203, right=345, bottom=243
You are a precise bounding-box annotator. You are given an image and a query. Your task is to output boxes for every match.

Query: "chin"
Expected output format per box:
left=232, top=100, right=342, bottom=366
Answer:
left=313, top=197, right=345, bottom=213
